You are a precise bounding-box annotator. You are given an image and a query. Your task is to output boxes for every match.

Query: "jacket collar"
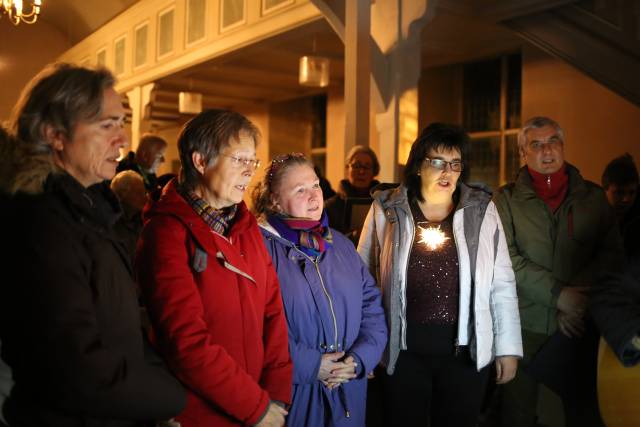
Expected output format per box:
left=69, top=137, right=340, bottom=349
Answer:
left=373, top=182, right=491, bottom=212
left=0, top=135, right=58, bottom=195
left=513, top=162, right=587, bottom=201
left=145, top=179, right=254, bottom=242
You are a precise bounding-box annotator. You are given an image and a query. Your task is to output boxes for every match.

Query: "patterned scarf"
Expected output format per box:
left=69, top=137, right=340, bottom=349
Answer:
left=267, top=211, right=333, bottom=257
left=179, top=187, right=238, bottom=236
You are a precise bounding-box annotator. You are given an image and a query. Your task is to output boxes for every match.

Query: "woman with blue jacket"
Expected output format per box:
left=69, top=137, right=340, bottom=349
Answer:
left=253, top=153, right=388, bottom=426
left=358, top=123, right=523, bottom=427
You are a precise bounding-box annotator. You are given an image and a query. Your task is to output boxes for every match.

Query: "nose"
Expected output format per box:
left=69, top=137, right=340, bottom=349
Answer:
left=541, top=142, right=553, bottom=154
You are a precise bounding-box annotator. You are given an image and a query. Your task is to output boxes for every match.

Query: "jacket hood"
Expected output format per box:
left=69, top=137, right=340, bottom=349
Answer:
left=372, top=182, right=491, bottom=211
left=0, top=136, right=58, bottom=196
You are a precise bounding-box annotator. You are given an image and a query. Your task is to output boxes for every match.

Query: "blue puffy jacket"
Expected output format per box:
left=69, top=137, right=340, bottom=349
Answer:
left=260, top=222, right=387, bottom=427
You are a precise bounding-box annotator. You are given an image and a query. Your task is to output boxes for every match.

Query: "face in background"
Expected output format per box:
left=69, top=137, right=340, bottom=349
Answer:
left=273, top=164, right=323, bottom=221
left=419, top=147, right=462, bottom=203
left=521, top=124, right=565, bottom=175
left=143, top=145, right=167, bottom=174
left=193, top=132, right=257, bottom=210
left=49, top=87, right=128, bottom=187
left=606, top=182, right=638, bottom=217
left=347, top=152, right=375, bottom=191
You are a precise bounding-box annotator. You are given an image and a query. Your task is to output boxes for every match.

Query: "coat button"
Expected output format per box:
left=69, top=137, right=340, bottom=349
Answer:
left=320, top=344, right=327, bottom=350
left=329, top=344, right=335, bottom=351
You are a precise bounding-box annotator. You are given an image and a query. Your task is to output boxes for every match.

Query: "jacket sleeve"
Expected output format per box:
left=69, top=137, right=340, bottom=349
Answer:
left=487, top=203, right=523, bottom=358
left=346, top=253, right=388, bottom=376
left=493, top=190, right=561, bottom=309
left=357, top=201, right=380, bottom=279
left=136, top=217, right=270, bottom=426
left=590, top=259, right=640, bottom=366
left=15, top=216, right=186, bottom=420
left=288, top=333, right=323, bottom=385
left=258, top=252, right=293, bottom=404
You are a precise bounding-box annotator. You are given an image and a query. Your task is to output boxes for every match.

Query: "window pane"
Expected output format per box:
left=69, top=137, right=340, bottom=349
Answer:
left=505, top=134, right=521, bottom=183
left=463, top=58, right=501, bottom=132
left=311, top=95, right=327, bottom=149
left=97, top=50, right=106, bottom=67
left=222, top=0, right=244, bottom=29
left=506, top=53, right=522, bottom=129
left=311, top=153, right=326, bottom=180
left=158, top=10, right=174, bottom=57
left=114, top=38, right=125, bottom=75
left=467, top=137, right=500, bottom=191
left=187, top=0, right=206, bottom=44
left=264, top=0, right=289, bottom=10
left=134, top=25, right=148, bottom=67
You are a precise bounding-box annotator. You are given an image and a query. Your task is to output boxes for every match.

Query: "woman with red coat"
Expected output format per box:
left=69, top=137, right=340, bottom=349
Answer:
left=136, top=109, right=293, bottom=427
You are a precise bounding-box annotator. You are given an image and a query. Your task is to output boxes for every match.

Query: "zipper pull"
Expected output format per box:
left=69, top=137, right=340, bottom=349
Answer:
left=546, top=175, right=551, bottom=189
left=454, top=339, right=460, bottom=356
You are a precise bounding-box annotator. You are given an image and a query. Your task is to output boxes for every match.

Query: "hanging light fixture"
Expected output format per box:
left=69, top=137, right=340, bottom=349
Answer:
left=1, top=0, right=42, bottom=25
left=299, top=56, right=330, bottom=88
left=298, top=36, right=330, bottom=88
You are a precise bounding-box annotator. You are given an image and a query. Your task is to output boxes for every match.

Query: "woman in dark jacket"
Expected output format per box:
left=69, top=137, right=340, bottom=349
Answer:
left=0, top=63, right=186, bottom=427
left=325, top=145, right=380, bottom=242
left=252, top=153, right=387, bottom=426
left=136, top=110, right=293, bottom=427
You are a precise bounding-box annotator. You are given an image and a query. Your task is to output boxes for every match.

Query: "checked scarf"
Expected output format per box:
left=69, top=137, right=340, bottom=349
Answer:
left=179, top=187, right=238, bottom=236
left=267, top=211, right=333, bottom=257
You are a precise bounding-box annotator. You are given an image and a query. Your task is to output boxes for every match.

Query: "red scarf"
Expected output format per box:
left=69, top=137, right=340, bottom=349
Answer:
left=528, top=164, right=568, bottom=212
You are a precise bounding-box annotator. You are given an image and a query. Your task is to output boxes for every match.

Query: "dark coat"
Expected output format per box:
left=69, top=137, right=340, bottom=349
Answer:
left=325, top=180, right=379, bottom=243
left=591, top=253, right=640, bottom=366
left=0, top=141, right=186, bottom=427
left=136, top=181, right=293, bottom=427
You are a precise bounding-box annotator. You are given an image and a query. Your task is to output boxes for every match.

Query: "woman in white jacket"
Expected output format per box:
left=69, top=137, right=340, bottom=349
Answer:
left=357, top=123, right=522, bottom=427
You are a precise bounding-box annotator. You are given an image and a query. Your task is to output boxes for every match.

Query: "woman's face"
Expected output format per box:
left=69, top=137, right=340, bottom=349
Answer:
left=273, top=164, right=323, bottom=220
left=195, top=132, right=257, bottom=210
left=419, top=147, right=462, bottom=202
left=50, top=87, right=128, bottom=187
left=347, top=152, right=375, bottom=190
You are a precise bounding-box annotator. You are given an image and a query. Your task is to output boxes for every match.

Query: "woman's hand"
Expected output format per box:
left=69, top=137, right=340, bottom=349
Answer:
left=495, top=356, right=518, bottom=384
left=254, top=402, right=288, bottom=427
left=317, top=352, right=345, bottom=382
left=323, top=355, right=358, bottom=389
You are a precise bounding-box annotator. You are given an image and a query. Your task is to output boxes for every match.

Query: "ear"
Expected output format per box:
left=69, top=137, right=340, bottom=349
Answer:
left=43, top=125, right=66, bottom=152
left=192, top=151, right=207, bottom=175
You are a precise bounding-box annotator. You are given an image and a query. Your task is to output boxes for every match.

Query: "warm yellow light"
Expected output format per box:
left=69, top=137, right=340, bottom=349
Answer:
left=418, top=225, right=449, bottom=251
left=1, top=0, right=41, bottom=25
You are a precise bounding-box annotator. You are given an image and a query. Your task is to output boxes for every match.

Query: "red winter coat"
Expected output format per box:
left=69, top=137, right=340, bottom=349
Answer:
left=136, top=180, right=292, bottom=426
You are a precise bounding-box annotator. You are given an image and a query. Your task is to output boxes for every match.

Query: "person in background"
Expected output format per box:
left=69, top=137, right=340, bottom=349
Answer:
left=110, top=170, right=147, bottom=263
left=117, top=133, right=168, bottom=192
left=0, top=62, right=185, bottom=427
left=358, top=123, right=522, bottom=427
left=325, top=145, right=380, bottom=242
left=494, top=116, right=622, bottom=427
left=601, top=153, right=640, bottom=258
left=136, top=109, right=293, bottom=427
left=252, top=153, right=387, bottom=426
left=591, top=252, right=640, bottom=367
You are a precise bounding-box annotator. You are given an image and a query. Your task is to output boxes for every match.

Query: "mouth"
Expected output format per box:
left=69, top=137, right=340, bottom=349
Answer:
left=234, top=184, right=248, bottom=192
left=542, top=158, right=555, bottom=165
left=437, top=179, right=452, bottom=188
left=106, top=156, right=119, bottom=165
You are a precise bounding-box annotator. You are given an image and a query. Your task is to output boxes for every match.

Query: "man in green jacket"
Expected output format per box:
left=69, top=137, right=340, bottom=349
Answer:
left=494, top=116, right=622, bottom=427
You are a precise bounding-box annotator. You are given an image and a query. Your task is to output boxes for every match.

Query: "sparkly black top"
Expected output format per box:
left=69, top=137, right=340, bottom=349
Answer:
left=405, top=200, right=460, bottom=355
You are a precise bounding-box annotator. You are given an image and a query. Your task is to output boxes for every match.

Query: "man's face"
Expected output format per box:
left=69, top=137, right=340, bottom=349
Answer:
left=606, top=182, right=638, bottom=217
left=522, top=125, right=565, bottom=175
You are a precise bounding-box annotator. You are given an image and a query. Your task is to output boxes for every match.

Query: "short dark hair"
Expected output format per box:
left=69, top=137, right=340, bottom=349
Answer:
left=403, top=123, right=469, bottom=202
left=9, top=62, right=115, bottom=154
left=602, top=153, right=639, bottom=189
left=177, top=109, right=260, bottom=191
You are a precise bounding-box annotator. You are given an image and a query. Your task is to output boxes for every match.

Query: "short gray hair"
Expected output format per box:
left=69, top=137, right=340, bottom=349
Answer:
left=517, top=116, right=565, bottom=154
left=346, top=145, right=380, bottom=176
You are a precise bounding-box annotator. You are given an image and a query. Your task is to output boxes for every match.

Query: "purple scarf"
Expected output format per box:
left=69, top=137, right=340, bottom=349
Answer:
left=267, top=211, right=333, bottom=257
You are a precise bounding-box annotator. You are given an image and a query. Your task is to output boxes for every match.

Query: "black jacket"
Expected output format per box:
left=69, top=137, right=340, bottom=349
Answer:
left=0, top=141, right=185, bottom=426
left=591, top=253, right=640, bottom=366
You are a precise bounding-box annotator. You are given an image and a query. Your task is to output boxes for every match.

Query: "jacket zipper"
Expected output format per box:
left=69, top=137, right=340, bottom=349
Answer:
left=401, top=210, right=415, bottom=349
left=312, top=258, right=339, bottom=351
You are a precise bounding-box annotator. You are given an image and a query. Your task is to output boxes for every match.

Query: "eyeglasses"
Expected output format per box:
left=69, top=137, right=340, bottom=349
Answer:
left=222, top=155, right=261, bottom=170
left=349, top=162, right=373, bottom=171
left=529, top=138, right=562, bottom=152
left=423, top=158, right=464, bottom=172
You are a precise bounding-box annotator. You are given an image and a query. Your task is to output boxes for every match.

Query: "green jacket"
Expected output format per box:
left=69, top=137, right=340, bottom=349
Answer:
left=494, top=164, right=622, bottom=335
